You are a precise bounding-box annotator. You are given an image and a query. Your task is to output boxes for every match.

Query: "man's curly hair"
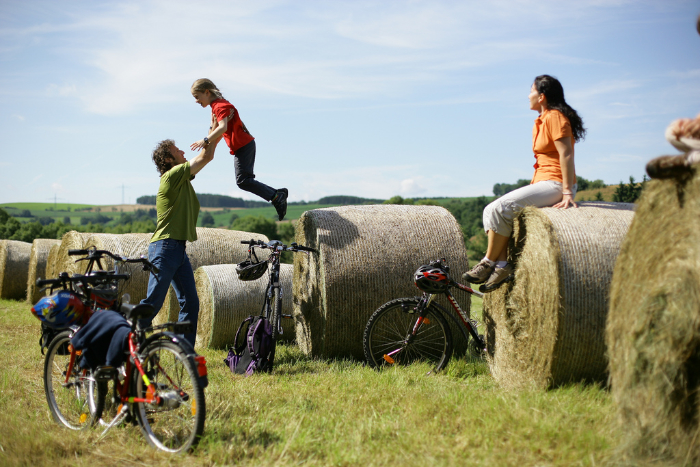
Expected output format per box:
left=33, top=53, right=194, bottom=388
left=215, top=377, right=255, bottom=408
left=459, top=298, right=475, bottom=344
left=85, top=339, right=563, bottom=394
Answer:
left=152, top=139, right=175, bottom=176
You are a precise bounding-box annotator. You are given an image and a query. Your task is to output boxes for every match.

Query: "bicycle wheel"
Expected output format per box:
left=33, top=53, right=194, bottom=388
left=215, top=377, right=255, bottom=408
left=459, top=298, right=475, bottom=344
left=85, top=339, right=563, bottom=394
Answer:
left=363, top=297, right=453, bottom=372
left=43, top=330, right=98, bottom=430
left=133, top=340, right=206, bottom=453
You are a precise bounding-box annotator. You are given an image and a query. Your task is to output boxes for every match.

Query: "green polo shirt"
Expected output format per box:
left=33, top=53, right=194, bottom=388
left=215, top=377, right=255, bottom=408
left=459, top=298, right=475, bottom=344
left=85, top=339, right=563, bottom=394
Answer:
left=151, top=161, right=199, bottom=243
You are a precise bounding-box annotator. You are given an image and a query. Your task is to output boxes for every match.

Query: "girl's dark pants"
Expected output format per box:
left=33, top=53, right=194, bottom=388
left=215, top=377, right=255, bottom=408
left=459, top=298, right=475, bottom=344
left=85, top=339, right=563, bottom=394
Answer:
left=234, top=140, right=276, bottom=201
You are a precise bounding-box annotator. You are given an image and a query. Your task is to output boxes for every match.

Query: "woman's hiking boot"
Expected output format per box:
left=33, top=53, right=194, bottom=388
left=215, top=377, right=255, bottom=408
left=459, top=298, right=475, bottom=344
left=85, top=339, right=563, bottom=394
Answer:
left=479, top=263, right=514, bottom=293
left=462, top=259, right=496, bottom=284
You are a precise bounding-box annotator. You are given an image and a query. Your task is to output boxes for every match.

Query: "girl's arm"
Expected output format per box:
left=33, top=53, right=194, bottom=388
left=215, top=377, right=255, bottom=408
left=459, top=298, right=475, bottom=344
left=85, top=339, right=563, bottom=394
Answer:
left=190, top=110, right=233, bottom=151
left=551, top=136, right=577, bottom=209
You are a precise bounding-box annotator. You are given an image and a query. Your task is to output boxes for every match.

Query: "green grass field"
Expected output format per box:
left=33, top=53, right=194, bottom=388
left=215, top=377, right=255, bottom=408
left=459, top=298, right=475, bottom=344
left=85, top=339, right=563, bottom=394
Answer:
left=0, top=295, right=664, bottom=467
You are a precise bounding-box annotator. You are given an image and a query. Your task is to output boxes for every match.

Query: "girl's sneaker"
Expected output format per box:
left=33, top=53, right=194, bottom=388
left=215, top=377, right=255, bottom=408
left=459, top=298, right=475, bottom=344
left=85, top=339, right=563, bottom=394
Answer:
left=272, top=188, right=288, bottom=221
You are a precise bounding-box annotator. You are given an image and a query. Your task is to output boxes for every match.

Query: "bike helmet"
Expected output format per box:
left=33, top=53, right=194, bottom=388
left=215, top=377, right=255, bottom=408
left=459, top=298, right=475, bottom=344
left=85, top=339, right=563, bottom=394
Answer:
left=414, top=264, right=451, bottom=293
left=236, top=245, right=268, bottom=281
left=31, top=290, right=87, bottom=329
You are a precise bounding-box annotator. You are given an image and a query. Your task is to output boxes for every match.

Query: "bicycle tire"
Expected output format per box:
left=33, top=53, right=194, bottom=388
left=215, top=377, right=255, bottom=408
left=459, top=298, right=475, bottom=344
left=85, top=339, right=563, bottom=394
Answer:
left=43, top=330, right=99, bottom=430
left=363, top=297, right=453, bottom=372
left=133, top=340, right=206, bottom=453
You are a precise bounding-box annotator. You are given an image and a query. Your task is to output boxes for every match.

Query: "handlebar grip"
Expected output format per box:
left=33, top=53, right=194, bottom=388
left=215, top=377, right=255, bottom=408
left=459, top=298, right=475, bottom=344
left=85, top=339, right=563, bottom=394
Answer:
left=36, top=278, right=58, bottom=287
left=68, top=249, right=89, bottom=256
left=296, top=245, right=317, bottom=253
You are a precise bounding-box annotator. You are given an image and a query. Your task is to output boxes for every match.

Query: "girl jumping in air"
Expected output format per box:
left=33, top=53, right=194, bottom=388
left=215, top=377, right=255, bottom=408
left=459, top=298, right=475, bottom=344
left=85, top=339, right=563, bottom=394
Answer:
left=190, top=78, right=288, bottom=220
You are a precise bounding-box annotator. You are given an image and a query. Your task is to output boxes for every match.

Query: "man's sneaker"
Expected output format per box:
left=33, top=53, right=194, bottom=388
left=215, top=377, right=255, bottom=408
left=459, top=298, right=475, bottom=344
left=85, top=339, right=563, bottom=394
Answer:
left=272, top=188, right=288, bottom=221
left=462, top=260, right=496, bottom=284
left=479, top=263, right=514, bottom=293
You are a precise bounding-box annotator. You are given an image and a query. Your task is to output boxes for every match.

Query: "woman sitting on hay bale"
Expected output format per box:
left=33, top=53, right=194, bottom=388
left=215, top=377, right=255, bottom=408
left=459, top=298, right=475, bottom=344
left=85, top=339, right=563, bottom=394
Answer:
left=463, top=75, right=586, bottom=293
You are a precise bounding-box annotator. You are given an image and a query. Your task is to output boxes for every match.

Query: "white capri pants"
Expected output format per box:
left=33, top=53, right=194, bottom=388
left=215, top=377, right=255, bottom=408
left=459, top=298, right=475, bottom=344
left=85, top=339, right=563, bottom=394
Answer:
left=483, top=180, right=577, bottom=237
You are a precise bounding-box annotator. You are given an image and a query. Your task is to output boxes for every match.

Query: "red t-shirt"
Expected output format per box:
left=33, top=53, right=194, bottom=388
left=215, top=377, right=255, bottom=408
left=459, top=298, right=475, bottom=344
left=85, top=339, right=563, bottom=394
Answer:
left=211, top=99, right=255, bottom=155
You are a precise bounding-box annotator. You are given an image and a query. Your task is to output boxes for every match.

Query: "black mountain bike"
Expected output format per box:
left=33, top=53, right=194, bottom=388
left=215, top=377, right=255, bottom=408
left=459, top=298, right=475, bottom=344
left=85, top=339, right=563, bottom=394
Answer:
left=239, top=239, right=316, bottom=368
left=363, top=258, right=486, bottom=374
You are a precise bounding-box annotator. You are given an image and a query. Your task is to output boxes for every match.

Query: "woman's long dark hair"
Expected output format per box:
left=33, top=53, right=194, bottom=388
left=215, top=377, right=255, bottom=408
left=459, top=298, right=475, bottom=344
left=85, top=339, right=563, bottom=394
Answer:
left=534, top=75, right=586, bottom=142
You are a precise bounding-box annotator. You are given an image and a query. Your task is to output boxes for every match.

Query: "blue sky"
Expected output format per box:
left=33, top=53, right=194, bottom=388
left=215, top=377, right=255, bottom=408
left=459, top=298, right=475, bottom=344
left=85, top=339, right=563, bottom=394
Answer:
left=1, top=0, right=698, bottom=205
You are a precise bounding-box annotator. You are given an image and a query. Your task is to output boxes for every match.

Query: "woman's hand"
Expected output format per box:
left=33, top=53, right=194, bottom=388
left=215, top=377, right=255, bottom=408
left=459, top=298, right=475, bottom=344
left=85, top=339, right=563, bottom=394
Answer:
left=553, top=193, right=577, bottom=209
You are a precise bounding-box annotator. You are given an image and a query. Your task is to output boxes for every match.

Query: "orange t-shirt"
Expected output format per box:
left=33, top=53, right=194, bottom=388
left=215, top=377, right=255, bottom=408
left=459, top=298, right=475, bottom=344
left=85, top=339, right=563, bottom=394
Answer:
left=531, top=108, right=573, bottom=184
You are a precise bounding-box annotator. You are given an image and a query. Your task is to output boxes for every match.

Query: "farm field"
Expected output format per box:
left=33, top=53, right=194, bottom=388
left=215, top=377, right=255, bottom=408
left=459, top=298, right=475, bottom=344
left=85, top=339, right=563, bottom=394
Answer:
left=1, top=197, right=495, bottom=227
left=1, top=296, right=655, bottom=467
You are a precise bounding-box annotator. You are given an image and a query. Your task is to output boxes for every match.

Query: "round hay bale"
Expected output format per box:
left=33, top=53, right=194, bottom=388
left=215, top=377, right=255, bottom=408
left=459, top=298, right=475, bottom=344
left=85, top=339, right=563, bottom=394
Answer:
left=44, top=243, right=61, bottom=284
left=84, top=233, right=153, bottom=305
left=152, top=228, right=270, bottom=325
left=26, top=239, right=62, bottom=304
left=607, top=173, right=700, bottom=463
left=54, top=231, right=92, bottom=276
left=482, top=201, right=635, bottom=389
left=0, top=240, right=32, bottom=300
left=293, top=204, right=470, bottom=359
left=194, top=263, right=294, bottom=349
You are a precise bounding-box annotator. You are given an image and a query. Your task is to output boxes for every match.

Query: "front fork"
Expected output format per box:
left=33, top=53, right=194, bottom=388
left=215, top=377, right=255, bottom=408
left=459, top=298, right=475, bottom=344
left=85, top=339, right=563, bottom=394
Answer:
left=383, top=294, right=436, bottom=364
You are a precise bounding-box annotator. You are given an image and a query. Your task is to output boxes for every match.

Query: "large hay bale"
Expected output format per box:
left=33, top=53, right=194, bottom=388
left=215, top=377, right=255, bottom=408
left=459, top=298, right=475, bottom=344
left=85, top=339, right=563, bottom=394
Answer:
left=44, top=243, right=61, bottom=283
left=26, top=239, right=62, bottom=304
left=84, top=233, right=152, bottom=304
left=607, top=173, right=700, bottom=463
left=152, top=228, right=270, bottom=325
left=0, top=240, right=32, bottom=300
left=483, top=202, right=635, bottom=389
left=194, top=263, right=294, bottom=349
left=54, top=231, right=92, bottom=276
left=293, top=204, right=470, bottom=359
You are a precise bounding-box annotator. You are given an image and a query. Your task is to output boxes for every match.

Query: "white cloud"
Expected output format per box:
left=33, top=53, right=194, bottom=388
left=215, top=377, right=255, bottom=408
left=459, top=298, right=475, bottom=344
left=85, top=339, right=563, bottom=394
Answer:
left=399, top=179, right=426, bottom=197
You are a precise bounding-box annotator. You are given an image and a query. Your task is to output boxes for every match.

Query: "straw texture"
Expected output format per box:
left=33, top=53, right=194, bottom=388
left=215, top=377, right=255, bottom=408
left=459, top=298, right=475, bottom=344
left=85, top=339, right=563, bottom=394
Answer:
left=54, top=231, right=92, bottom=276
left=45, top=243, right=60, bottom=283
left=483, top=202, right=635, bottom=389
left=293, top=205, right=470, bottom=359
left=195, top=263, right=294, bottom=350
left=152, top=228, right=270, bottom=325
left=84, top=233, right=152, bottom=304
left=607, top=173, right=700, bottom=464
left=26, top=239, right=61, bottom=304
left=0, top=240, right=32, bottom=300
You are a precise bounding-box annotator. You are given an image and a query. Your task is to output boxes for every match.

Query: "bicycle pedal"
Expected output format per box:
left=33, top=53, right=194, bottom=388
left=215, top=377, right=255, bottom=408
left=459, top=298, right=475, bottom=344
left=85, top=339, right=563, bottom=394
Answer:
left=94, top=365, right=118, bottom=382
left=383, top=354, right=395, bottom=365
left=281, top=314, right=293, bottom=319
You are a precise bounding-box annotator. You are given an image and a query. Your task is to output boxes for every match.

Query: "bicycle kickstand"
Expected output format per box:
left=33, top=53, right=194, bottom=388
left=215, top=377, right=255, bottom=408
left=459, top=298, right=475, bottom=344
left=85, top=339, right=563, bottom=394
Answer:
left=97, top=404, right=129, bottom=441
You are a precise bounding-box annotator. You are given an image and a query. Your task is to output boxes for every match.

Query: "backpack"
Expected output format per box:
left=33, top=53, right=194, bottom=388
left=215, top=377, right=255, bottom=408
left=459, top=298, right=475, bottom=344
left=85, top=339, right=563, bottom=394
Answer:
left=224, top=315, right=275, bottom=376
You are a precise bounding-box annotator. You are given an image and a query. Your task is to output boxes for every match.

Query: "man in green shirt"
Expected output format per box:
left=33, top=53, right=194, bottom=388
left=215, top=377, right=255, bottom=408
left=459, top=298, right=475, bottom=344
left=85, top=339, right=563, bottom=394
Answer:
left=139, top=133, right=224, bottom=346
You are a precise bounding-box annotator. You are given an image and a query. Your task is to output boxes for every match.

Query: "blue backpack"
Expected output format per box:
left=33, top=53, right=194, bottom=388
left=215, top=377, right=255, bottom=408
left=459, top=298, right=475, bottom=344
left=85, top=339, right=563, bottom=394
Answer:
left=224, top=315, right=275, bottom=376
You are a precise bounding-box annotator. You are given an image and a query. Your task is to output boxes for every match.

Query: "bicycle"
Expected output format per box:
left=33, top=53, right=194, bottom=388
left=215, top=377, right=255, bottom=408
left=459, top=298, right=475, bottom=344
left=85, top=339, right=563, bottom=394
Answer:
left=237, top=239, right=316, bottom=369
left=38, top=247, right=208, bottom=453
left=363, top=258, right=487, bottom=374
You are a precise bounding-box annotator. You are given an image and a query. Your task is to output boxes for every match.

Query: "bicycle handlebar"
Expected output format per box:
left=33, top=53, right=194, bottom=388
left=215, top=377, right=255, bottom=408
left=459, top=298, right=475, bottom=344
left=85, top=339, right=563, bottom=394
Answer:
left=69, top=248, right=159, bottom=274
left=240, top=239, right=317, bottom=253
left=36, top=272, right=131, bottom=288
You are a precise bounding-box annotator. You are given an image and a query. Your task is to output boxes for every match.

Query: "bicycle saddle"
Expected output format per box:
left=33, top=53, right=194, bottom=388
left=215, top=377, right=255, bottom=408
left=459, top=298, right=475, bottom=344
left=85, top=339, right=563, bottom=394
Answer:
left=121, top=303, right=155, bottom=321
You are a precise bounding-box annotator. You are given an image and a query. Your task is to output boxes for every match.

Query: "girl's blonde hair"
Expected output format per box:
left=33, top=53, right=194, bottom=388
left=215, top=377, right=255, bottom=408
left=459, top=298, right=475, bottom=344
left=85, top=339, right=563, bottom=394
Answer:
left=191, top=78, right=224, bottom=99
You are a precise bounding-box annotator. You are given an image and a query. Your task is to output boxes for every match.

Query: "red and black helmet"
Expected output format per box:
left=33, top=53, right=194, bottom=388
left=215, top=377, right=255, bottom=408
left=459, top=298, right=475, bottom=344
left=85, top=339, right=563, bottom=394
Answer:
left=414, top=263, right=451, bottom=293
